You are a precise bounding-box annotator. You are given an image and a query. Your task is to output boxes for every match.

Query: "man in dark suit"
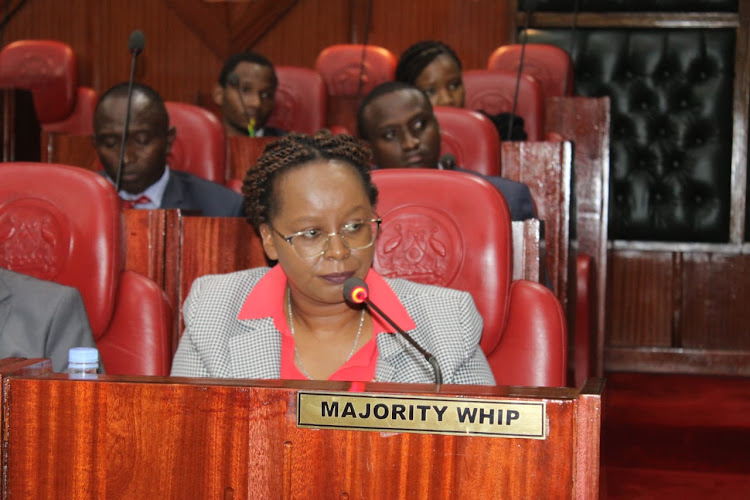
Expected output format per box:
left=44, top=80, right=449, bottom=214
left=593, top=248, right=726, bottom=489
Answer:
left=212, top=51, right=286, bottom=138
left=357, top=81, right=536, bottom=221
left=0, top=268, right=98, bottom=372
left=93, top=82, right=244, bottom=216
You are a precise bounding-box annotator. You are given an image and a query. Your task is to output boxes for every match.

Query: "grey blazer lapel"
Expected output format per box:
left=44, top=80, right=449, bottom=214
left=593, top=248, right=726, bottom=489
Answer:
left=226, top=317, right=282, bottom=379
left=0, top=276, right=11, bottom=337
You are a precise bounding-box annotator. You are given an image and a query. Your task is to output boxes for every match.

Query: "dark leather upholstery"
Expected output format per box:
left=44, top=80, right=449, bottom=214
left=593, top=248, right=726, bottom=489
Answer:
left=0, top=163, right=173, bottom=375
left=165, top=101, right=227, bottom=184
left=520, top=0, right=737, bottom=11
left=372, top=169, right=567, bottom=386
left=434, top=106, right=501, bottom=176
left=267, top=66, right=327, bottom=134
left=463, top=69, right=546, bottom=141
left=0, top=40, right=77, bottom=123
left=488, top=43, right=574, bottom=99
left=526, top=28, right=734, bottom=242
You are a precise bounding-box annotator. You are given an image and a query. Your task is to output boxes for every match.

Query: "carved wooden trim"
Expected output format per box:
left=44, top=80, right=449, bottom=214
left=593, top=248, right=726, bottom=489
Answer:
left=164, top=0, right=231, bottom=59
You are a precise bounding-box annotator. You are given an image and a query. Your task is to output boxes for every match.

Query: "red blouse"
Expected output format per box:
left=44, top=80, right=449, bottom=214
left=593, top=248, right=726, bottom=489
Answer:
left=237, top=265, right=416, bottom=381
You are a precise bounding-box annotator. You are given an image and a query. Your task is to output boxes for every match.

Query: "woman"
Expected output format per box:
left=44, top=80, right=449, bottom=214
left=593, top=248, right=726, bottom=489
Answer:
left=170, top=130, right=494, bottom=385
left=396, top=40, right=465, bottom=108
left=396, top=40, right=526, bottom=141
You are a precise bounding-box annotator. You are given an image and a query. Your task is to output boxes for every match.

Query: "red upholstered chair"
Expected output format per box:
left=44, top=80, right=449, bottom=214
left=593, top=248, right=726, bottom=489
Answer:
left=0, top=40, right=77, bottom=124
left=165, top=101, right=227, bottom=184
left=463, top=69, right=545, bottom=141
left=0, top=163, right=173, bottom=375
left=372, top=169, right=567, bottom=386
left=434, top=106, right=501, bottom=177
left=266, top=66, right=327, bottom=134
left=488, top=44, right=575, bottom=100
left=43, top=86, right=98, bottom=135
left=314, top=44, right=397, bottom=135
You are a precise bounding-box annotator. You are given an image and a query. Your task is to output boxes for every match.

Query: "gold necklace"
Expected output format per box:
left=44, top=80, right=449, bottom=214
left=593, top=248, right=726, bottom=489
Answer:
left=286, top=287, right=365, bottom=380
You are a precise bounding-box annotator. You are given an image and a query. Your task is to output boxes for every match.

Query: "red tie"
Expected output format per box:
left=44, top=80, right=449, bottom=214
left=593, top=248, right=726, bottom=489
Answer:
left=121, top=195, right=152, bottom=209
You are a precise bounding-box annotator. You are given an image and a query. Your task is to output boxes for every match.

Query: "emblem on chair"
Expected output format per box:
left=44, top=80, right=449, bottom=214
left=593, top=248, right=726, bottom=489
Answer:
left=0, top=199, right=69, bottom=280
left=374, top=207, right=462, bottom=286
left=467, top=91, right=513, bottom=117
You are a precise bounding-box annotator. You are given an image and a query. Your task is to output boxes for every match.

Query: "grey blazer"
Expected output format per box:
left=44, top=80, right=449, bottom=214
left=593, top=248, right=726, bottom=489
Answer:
left=171, top=267, right=495, bottom=385
left=0, top=268, right=97, bottom=372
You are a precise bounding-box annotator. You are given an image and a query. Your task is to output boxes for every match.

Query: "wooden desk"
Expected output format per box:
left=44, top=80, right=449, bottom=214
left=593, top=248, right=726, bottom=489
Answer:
left=1, top=361, right=603, bottom=499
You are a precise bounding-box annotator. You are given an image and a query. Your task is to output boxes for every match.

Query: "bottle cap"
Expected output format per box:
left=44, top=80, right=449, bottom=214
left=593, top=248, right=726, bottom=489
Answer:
left=68, top=347, right=99, bottom=364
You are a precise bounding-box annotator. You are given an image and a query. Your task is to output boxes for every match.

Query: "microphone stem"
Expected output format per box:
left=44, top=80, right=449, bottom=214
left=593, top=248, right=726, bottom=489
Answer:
left=364, top=298, right=442, bottom=385
left=115, top=52, right=140, bottom=193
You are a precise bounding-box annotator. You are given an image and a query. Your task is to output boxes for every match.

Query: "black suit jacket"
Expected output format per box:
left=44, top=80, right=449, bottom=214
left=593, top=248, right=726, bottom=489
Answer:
left=161, top=170, right=244, bottom=217
left=455, top=168, right=537, bottom=221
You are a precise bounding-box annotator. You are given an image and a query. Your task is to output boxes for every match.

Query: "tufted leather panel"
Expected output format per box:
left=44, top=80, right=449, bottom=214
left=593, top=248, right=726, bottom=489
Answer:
left=0, top=40, right=77, bottom=124
left=519, top=0, right=737, bottom=12
left=526, top=28, right=734, bottom=242
left=267, top=66, right=327, bottom=134
left=434, top=106, right=501, bottom=176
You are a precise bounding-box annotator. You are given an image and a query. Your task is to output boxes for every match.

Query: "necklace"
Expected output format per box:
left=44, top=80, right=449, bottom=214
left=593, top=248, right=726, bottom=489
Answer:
left=286, top=287, right=365, bottom=380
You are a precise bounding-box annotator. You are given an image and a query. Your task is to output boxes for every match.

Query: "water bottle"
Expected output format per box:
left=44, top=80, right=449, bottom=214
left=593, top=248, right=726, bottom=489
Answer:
left=67, top=347, right=100, bottom=378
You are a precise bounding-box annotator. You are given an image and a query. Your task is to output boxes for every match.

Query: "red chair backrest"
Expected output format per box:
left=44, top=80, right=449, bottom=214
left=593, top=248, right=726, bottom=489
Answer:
left=371, top=169, right=512, bottom=354
left=315, top=44, right=397, bottom=135
left=165, top=101, right=227, bottom=184
left=371, top=169, right=568, bottom=386
left=434, top=106, right=501, bottom=177
left=488, top=43, right=574, bottom=99
left=0, top=163, right=172, bottom=375
left=315, top=44, right=397, bottom=97
left=463, top=69, right=545, bottom=141
left=267, top=66, right=327, bottom=134
left=0, top=40, right=77, bottom=123
left=43, top=86, right=98, bottom=135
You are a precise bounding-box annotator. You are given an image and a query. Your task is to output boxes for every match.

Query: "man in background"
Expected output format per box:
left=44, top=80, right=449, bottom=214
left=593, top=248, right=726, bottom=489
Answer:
left=93, top=82, right=244, bottom=216
left=357, top=81, right=536, bottom=221
left=212, top=51, right=286, bottom=138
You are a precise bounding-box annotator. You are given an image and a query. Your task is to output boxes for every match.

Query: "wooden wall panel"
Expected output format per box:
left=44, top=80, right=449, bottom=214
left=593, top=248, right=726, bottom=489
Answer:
left=606, top=251, right=675, bottom=348
left=366, top=0, right=511, bottom=70
left=251, top=0, right=351, bottom=67
left=681, top=253, right=750, bottom=350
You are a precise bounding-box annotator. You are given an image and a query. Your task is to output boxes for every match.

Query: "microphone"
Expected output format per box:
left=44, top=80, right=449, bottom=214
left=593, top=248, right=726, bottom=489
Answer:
left=115, top=30, right=146, bottom=193
left=226, top=73, right=256, bottom=137
left=508, top=0, right=538, bottom=141
left=343, top=277, right=443, bottom=385
left=438, top=153, right=457, bottom=170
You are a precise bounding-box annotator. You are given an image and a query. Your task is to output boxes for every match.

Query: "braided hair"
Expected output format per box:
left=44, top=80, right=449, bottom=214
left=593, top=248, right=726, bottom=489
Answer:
left=395, top=40, right=462, bottom=85
left=242, top=130, right=378, bottom=231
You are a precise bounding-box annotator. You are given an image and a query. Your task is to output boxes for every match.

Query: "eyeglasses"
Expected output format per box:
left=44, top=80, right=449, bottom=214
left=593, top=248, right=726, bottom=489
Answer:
left=272, top=218, right=382, bottom=259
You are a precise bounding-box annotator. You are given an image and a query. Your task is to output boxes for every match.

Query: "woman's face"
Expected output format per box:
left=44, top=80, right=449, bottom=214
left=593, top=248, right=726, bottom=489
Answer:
left=259, top=160, right=376, bottom=307
left=414, top=54, right=465, bottom=108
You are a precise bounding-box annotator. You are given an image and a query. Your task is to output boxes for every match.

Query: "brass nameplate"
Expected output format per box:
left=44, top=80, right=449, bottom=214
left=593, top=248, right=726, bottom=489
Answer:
left=297, top=392, right=546, bottom=439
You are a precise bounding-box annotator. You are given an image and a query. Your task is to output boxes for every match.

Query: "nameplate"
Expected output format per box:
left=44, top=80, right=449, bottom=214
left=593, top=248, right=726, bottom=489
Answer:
left=297, top=391, right=546, bottom=439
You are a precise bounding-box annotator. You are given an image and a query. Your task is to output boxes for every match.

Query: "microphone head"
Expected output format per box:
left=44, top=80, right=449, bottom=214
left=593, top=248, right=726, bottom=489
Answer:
left=343, top=277, right=369, bottom=304
left=438, top=153, right=457, bottom=170
left=128, top=30, right=145, bottom=54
